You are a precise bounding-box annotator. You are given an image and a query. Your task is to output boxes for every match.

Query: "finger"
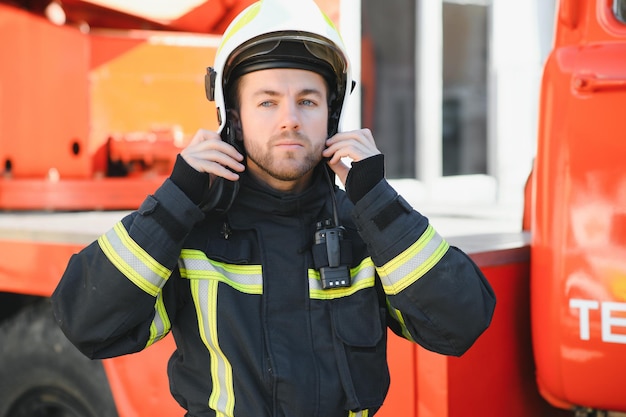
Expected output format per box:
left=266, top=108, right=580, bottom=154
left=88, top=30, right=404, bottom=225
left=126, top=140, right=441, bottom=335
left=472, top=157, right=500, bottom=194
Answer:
left=186, top=156, right=243, bottom=181
left=324, top=139, right=376, bottom=164
left=198, top=161, right=241, bottom=181
left=183, top=134, right=244, bottom=163
left=189, top=128, right=219, bottom=145
left=196, top=149, right=245, bottom=172
left=186, top=149, right=245, bottom=174
left=192, top=139, right=244, bottom=162
left=187, top=130, right=245, bottom=164
left=326, top=158, right=349, bottom=185
left=181, top=141, right=245, bottom=176
left=324, top=129, right=380, bottom=163
left=326, top=129, right=375, bottom=147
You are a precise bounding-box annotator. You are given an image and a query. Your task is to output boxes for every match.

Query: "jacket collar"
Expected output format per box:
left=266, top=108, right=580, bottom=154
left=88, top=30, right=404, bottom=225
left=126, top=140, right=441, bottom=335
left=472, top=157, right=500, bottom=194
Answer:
left=227, top=164, right=331, bottom=227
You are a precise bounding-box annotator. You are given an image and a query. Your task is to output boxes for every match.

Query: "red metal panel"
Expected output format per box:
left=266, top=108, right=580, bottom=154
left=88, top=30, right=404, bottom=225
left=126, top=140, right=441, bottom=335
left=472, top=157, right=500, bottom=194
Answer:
left=532, top=0, right=626, bottom=411
left=409, top=236, right=569, bottom=417
left=56, top=0, right=255, bottom=34
left=0, top=4, right=220, bottom=210
left=447, top=260, right=568, bottom=417
left=0, top=4, right=91, bottom=179
left=0, top=177, right=165, bottom=210
left=377, top=333, right=417, bottom=417
left=103, top=336, right=185, bottom=417
left=0, top=239, right=84, bottom=297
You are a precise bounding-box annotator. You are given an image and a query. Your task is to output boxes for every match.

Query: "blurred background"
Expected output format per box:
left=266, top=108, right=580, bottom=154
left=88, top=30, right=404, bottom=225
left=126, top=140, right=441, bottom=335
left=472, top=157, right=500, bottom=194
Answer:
left=1, top=0, right=560, bottom=235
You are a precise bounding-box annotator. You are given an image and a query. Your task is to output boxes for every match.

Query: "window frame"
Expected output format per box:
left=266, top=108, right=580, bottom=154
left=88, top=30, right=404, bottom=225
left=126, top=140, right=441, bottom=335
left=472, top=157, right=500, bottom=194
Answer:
left=614, top=0, right=626, bottom=23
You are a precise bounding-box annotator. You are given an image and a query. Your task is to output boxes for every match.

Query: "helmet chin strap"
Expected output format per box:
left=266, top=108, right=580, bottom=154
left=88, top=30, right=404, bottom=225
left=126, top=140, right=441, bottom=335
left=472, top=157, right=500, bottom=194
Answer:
left=328, top=110, right=340, bottom=137
left=327, top=80, right=355, bottom=137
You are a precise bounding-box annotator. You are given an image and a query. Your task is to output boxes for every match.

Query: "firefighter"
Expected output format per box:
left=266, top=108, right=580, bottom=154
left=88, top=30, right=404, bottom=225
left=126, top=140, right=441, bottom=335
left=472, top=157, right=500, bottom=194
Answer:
left=51, top=0, right=496, bottom=416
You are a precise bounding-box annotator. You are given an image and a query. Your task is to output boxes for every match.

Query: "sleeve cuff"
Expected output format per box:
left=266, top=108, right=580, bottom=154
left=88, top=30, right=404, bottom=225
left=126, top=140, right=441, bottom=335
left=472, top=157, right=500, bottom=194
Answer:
left=345, top=154, right=385, bottom=204
left=169, top=154, right=210, bottom=205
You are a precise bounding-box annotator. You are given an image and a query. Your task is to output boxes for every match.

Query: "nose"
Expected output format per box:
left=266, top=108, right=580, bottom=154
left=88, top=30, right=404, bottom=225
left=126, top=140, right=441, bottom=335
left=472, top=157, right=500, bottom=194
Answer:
left=279, top=100, right=301, bottom=131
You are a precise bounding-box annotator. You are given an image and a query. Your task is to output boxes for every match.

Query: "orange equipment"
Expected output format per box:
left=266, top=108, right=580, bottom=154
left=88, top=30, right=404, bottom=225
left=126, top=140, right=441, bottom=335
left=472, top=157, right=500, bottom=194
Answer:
left=0, top=1, right=227, bottom=210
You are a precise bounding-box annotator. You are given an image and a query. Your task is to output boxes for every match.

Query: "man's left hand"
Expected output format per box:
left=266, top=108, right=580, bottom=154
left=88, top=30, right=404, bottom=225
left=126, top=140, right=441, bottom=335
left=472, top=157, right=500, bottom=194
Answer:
left=323, top=128, right=381, bottom=185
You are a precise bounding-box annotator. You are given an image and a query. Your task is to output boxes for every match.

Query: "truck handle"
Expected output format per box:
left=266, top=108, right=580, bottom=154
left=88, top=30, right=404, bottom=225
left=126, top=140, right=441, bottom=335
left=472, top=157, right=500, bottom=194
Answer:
left=572, top=73, right=626, bottom=93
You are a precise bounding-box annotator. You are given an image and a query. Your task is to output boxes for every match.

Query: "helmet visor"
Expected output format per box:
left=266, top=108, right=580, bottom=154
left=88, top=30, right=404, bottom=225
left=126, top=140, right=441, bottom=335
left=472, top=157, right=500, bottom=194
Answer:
left=224, top=32, right=347, bottom=90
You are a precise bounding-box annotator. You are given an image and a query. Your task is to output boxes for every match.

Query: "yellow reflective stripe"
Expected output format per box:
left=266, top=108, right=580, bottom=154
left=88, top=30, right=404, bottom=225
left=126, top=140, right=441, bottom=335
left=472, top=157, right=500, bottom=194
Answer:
left=308, top=258, right=376, bottom=300
left=98, top=222, right=171, bottom=297
left=386, top=299, right=415, bottom=343
left=192, top=279, right=235, bottom=417
left=145, top=292, right=171, bottom=348
left=349, top=410, right=369, bottom=417
left=217, top=3, right=261, bottom=55
left=377, top=225, right=449, bottom=295
left=179, top=249, right=263, bottom=295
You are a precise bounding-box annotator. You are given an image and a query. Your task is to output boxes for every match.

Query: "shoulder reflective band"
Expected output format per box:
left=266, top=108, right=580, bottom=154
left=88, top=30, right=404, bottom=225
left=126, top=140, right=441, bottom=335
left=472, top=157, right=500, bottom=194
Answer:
left=377, top=224, right=449, bottom=295
left=98, top=221, right=172, bottom=297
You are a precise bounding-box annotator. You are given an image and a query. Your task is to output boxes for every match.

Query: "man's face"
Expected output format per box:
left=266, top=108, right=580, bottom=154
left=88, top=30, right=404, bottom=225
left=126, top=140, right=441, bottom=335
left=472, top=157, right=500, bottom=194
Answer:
left=237, top=68, right=329, bottom=192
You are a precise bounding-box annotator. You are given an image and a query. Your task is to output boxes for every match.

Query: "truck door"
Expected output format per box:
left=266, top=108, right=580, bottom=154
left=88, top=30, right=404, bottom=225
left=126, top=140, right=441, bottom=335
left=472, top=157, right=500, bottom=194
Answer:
left=531, top=0, right=626, bottom=412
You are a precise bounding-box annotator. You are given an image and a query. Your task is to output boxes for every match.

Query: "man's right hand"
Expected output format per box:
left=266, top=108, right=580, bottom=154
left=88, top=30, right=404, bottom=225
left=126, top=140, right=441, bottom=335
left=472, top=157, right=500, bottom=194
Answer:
left=181, top=129, right=245, bottom=183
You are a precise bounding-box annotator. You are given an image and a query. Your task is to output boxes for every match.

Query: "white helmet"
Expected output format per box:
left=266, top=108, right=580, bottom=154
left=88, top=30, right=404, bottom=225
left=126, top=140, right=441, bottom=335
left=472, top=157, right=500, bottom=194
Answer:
left=205, top=0, right=354, bottom=136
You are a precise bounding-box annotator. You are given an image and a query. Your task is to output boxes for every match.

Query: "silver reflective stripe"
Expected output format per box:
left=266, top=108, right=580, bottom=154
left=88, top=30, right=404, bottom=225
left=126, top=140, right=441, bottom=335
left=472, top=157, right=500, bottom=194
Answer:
left=308, top=258, right=376, bottom=300
left=377, top=225, right=449, bottom=295
left=191, top=278, right=235, bottom=416
left=145, top=292, right=171, bottom=348
left=349, top=410, right=369, bottom=417
left=179, top=249, right=263, bottom=295
left=98, top=222, right=171, bottom=297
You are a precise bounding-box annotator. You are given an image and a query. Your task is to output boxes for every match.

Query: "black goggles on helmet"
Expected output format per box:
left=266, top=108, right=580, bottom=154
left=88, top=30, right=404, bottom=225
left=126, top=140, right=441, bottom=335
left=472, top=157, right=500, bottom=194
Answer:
left=224, top=32, right=347, bottom=91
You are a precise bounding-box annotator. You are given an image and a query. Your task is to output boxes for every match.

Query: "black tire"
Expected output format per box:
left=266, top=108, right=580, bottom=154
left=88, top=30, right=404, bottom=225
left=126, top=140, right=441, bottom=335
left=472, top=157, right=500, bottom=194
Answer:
left=0, top=300, right=119, bottom=417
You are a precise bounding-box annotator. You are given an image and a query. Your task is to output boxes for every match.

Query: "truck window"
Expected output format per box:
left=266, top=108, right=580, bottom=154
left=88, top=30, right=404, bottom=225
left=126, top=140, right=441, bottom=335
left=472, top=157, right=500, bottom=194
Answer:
left=615, top=0, right=626, bottom=23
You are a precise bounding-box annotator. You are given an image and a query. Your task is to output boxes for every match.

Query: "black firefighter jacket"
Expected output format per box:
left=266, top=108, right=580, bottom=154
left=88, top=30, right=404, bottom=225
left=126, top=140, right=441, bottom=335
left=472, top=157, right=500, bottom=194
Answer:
left=52, top=167, right=496, bottom=417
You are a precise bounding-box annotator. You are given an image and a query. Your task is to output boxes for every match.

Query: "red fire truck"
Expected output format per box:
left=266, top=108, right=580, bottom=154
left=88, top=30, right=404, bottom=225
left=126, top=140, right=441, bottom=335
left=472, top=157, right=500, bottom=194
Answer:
left=1, top=0, right=625, bottom=416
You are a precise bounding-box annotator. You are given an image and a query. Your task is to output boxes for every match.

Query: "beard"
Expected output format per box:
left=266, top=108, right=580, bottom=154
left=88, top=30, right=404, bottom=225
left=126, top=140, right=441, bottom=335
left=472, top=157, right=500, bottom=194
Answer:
left=244, top=131, right=325, bottom=181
